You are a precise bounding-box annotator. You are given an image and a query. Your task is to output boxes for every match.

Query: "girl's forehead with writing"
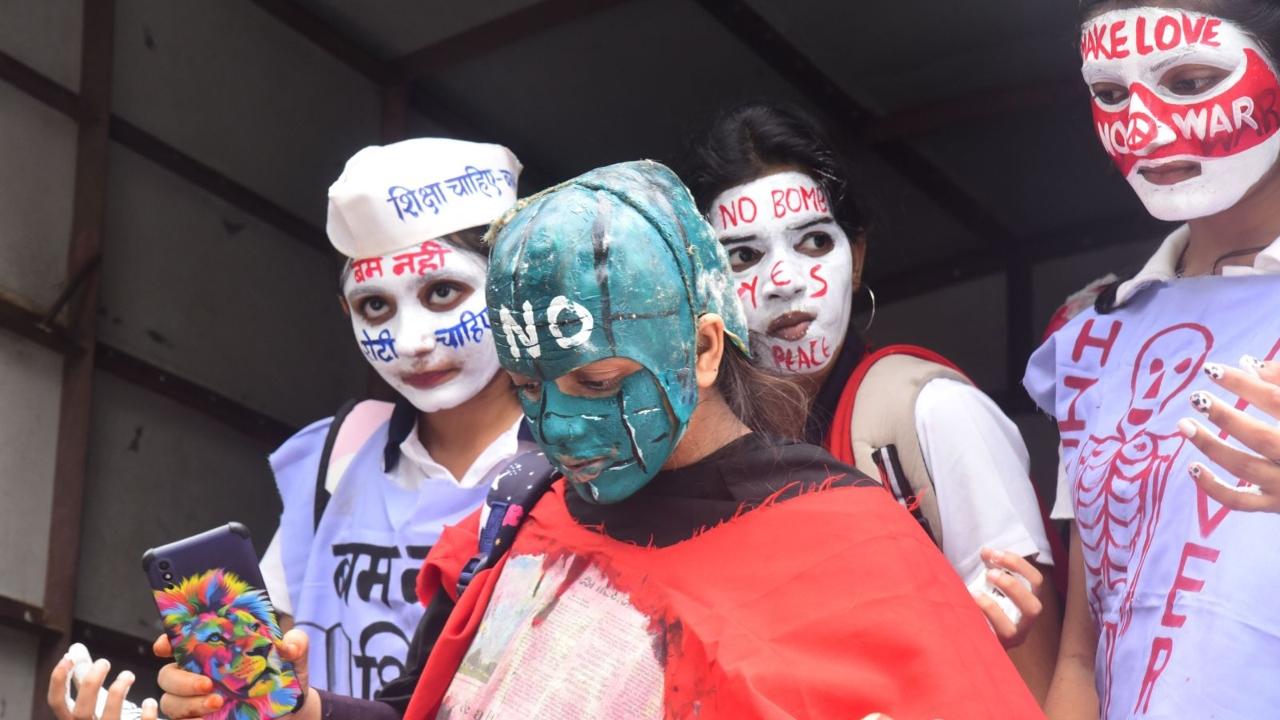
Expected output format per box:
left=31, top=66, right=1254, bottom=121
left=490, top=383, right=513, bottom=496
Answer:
left=1081, top=9, right=1260, bottom=75
left=709, top=170, right=834, bottom=238
left=342, top=240, right=487, bottom=298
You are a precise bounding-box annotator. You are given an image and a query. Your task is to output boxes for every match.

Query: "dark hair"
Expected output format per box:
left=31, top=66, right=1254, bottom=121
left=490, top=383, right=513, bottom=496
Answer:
left=338, top=225, right=489, bottom=289
left=717, top=344, right=809, bottom=440
left=1079, top=0, right=1280, bottom=57
left=682, top=101, right=865, bottom=236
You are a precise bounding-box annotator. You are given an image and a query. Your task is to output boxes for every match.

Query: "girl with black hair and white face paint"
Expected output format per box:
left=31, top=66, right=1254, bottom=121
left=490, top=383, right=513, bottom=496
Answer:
left=253, top=139, right=537, bottom=703
left=1025, top=1, right=1280, bottom=717
left=44, top=140, right=540, bottom=718
left=684, top=102, right=1062, bottom=703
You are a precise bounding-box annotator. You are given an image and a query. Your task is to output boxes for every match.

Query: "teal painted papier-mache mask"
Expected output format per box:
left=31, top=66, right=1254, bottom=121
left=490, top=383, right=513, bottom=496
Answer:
left=485, top=161, right=749, bottom=504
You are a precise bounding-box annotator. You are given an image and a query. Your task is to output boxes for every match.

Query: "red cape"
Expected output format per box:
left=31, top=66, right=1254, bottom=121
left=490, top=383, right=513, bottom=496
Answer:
left=407, top=481, right=1042, bottom=719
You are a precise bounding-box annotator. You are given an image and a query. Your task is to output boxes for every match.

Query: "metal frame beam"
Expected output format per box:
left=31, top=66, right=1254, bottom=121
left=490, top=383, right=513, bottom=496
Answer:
left=251, top=0, right=568, bottom=189
left=248, top=0, right=390, bottom=84
left=32, top=3, right=114, bottom=715
left=0, top=296, right=295, bottom=448
left=0, top=49, right=328, bottom=253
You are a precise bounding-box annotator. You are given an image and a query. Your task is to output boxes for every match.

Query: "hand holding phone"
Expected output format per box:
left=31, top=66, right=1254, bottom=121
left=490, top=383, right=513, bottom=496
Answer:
left=969, top=548, right=1045, bottom=649
left=144, top=523, right=304, bottom=720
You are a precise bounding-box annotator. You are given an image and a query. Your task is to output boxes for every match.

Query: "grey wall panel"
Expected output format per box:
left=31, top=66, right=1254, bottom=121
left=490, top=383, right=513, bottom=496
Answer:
left=0, top=333, right=61, bottom=606
left=406, top=109, right=455, bottom=142
left=111, top=0, right=380, bottom=224
left=99, top=144, right=366, bottom=428
left=0, top=0, right=82, bottom=90
left=1012, top=411, right=1063, bottom=510
left=0, top=625, right=39, bottom=720
left=867, top=273, right=1008, bottom=393
left=74, top=372, right=282, bottom=639
left=1031, top=237, right=1159, bottom=335
left=0, top=82, right=77, bottom=309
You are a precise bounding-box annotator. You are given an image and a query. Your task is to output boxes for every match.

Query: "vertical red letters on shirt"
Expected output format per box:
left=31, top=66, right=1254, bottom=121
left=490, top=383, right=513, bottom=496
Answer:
left=1135, top=637, right=1174, bottom=714
left=1073, top=318, right=1123, bottom=366
left=1162, top=543, right=1221, bottom=629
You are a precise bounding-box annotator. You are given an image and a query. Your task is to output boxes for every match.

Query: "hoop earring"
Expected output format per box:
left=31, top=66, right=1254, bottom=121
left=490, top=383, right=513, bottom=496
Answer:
left=860, top=284, right=877, bottom=335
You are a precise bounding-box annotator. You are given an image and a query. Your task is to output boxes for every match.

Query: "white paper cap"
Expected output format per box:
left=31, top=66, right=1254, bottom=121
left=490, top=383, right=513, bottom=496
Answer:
left=326, top=138, right=522, bottom=259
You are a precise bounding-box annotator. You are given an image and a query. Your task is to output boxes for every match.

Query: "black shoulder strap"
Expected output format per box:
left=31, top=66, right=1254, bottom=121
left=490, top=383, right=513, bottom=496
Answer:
left=1094, top=276, right=1128, bottom=315
left=871, top=444, right=938, bottom=546
left=314, top=399, right=360, bottom=532
left=456, top=451, right=558, bottom=596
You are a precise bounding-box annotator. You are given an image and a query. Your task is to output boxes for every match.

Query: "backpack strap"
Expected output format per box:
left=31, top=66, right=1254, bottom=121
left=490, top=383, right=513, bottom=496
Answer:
left=826, top=344, right=971, bottom=547
left=313, top=399, right=397, bottom=531
left=457, top=451, right=558, bottom=596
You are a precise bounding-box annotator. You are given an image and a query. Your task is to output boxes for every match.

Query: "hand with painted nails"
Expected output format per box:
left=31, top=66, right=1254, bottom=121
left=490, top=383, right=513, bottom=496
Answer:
left=154, top=628, right=319, bottom=720
left=1180, top=355, right=1280, bottom=512
left=970, top=548, right=1044, bottom=648
left=47, top=644, right=159, bottom=720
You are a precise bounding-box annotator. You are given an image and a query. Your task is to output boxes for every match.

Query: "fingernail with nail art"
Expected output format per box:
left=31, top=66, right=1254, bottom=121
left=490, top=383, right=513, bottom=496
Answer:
left=1178, top=418, right=1198, bottom=438
left=1188, top=463, right=1202, bottom=479
left=1190, top=392, right=1213, bottom=414
left=1203, top=363, right=1226, bottom=380
left=1241, top=355, right=1266, bottom=376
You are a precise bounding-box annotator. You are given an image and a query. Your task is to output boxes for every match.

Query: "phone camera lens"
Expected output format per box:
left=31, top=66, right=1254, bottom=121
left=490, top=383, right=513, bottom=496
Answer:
left=158, top=560, right=171, bottom=571
left=164, top=583, right=175, bottom=590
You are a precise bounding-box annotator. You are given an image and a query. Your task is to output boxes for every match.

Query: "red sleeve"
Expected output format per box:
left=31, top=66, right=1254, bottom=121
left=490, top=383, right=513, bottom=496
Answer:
left=415, top=509, right=481, bottom=606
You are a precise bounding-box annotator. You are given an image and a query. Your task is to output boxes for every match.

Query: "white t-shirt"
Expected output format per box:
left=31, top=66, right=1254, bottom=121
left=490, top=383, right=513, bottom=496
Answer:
left=915, top=378, right=1054, bottom=586
left=261, top=417, right=527, bottom=615
left=1050, top=226, right=1280, bottom=520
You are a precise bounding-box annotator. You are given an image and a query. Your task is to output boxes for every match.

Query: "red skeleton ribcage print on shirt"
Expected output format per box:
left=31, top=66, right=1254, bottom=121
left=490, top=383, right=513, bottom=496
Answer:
left=1027, top=275, right=1280, bottom=719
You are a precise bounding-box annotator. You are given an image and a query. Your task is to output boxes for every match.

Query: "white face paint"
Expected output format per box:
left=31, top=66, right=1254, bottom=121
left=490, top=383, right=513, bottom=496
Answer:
left=343, top=238, right=500, bottom=412
left=708, top=171, right=853, bottom=375
left=1081, top=9, right=1280, bottom=220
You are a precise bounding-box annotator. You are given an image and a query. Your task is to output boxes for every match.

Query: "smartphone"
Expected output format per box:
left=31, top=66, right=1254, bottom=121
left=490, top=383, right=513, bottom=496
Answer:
left=143, top=523, right=304, bottom=720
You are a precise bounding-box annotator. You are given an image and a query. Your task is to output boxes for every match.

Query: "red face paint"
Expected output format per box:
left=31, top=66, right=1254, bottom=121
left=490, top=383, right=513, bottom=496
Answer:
left=1092, top=49, right=1280, bottom=176
left=1081, top=9, right=1280, bottom=220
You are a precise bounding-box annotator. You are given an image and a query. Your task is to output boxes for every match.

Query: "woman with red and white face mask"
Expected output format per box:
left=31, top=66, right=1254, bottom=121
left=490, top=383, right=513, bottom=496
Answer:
left=684, top=103, right=1063, bottom=703
left=1026, top=2, right=1280, bottom=718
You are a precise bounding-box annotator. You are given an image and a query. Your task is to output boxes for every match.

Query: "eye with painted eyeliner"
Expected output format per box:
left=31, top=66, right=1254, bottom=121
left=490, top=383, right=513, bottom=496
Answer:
left=576, top=376, right=623, bottom=394
left=1161, top=64, right=1231, bottom=97
left=355, top=295, right=395, bottom=324
left=725, top=245, right=764, bottom=272
left=508, top=372, right=542, bottom=401
left=1091, top=82, right=1130, bottom=105
left=795, top=231, right=834, bottom=257
left=422, top=280, right=472, bottom=311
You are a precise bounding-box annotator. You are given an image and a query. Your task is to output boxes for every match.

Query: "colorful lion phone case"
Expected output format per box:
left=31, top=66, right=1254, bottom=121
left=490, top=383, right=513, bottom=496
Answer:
left=143, top=523, right=304, bottom=720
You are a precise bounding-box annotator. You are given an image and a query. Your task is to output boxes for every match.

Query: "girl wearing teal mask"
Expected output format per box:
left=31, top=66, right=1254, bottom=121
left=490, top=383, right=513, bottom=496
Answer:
left=150, top=161, right=1041, bottom=719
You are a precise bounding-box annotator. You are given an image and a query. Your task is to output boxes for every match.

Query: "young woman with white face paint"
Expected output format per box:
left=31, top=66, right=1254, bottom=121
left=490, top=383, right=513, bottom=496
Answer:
left=251, top=139, right=534, bottom=704
left=685, top=103, right=1063, bottom=703
left=1024, top=2, right=1280, bottom=718
left=43, top=140, right=537, bottom=717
